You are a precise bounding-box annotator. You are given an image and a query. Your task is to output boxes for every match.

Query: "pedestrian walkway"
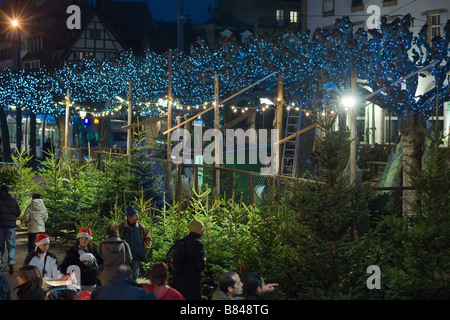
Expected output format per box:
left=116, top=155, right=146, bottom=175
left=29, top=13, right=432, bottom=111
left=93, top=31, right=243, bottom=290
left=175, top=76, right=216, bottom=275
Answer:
left=1, top=228, right=69, bottom=300
left=2, top=227, right=150, bottom=300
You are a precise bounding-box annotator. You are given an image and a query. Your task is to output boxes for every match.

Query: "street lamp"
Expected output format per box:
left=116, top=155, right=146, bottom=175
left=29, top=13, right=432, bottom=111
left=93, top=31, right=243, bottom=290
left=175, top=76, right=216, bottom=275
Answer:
left=341, top=95, right=356, bottom=109
left=341, top=71, right=358, bottom=185
left=11, top=17, right=22, bottom=153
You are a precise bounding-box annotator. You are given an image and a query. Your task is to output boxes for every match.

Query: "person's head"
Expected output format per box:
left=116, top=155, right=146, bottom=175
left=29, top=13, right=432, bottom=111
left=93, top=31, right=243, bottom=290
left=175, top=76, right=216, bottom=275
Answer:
left=32, top=193, right=43, bottom=200
left=245, top=272, right=264, bottom=297
left=105, top=224, right=119, bottom=238
left=187, top=218, right=205, bottom=236
left=149, top=262, right=169, bottom=287
left=35, top=233, right=50, bottom=253
left=116, top=264, right=132, bottom=277
left=0, top=185, right=9, bottom=194
left=218, top=271, right=243, bottom=298
left=126, top=205, right=139, bottom=224
left=17, top=265, right=43, bottom=289
left=76, top=228, right=93, bottom=249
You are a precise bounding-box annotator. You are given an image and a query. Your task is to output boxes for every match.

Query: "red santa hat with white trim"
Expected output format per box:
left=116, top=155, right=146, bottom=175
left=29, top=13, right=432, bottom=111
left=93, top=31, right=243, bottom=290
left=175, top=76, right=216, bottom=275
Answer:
left=77, top=228, right=93, bottom=240
left=35, top=233, right=50, bottom=247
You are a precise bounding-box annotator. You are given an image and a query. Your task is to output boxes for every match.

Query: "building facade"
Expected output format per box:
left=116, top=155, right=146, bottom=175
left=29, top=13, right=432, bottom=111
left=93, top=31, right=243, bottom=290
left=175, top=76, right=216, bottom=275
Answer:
left=0, top=0, right=128, bottom=71
left=307, top=0, right=450, bottom=146
left=0, top=0, right=130, bottom=156
left=196, top=0, right=307, bottom=47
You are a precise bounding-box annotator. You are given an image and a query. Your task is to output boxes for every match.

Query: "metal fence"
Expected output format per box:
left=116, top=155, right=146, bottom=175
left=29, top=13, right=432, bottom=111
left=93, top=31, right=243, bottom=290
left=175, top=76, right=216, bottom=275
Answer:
left=48, top=147, right=412, bottom=216
left=150, top=158, right=315, bottom=206
left=62, top=147, right=316, bottom=206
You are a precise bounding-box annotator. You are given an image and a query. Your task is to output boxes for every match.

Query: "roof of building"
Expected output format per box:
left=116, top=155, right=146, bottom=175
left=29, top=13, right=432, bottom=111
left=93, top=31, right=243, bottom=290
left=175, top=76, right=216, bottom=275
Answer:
left=95, top=0, right=154, bottom=55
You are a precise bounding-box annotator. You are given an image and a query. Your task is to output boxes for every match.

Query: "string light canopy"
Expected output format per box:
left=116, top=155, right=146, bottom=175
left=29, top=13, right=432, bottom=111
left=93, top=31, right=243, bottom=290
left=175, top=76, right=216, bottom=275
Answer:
left=0, top=14, right=447, bottom=123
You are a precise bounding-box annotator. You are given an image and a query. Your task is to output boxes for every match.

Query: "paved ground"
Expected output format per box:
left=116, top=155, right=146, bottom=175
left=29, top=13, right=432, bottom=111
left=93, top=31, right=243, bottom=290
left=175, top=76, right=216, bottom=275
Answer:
left=2, top=226, right=150, bottom=300
left=1, top=228, right=70, bottom=300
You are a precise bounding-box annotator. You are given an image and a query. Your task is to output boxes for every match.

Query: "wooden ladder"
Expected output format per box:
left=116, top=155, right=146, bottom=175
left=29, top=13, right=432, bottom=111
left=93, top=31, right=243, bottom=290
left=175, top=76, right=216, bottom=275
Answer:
left=281, top=108, right=302, bottom=177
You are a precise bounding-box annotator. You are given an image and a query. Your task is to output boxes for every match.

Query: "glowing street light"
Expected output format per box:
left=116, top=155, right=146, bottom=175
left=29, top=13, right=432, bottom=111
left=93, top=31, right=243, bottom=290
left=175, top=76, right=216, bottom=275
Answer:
left=10, top=17, right=23, bottom=152
left=341, top=95, right=356, bottom=108
left=259, top=98, right=274, bottom=105
left=348, top=72, right=358, bottom=185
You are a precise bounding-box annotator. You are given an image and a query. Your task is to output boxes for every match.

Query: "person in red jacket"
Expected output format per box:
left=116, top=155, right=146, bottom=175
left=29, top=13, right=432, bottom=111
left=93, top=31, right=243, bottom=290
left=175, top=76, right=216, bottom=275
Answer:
left=142, top=262, right=185, bottom=300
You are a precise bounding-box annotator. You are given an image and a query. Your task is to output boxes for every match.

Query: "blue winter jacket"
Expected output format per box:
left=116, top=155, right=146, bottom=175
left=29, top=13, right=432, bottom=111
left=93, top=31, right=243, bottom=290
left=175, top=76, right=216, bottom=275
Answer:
left=90, top=273, right=157, bottom=300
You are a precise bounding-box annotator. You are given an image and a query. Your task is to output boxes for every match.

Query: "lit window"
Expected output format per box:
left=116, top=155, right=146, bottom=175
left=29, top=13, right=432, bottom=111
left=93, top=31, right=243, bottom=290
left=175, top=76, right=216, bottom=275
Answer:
left=431, top=14, right=441, bottom=37
left=290, top=11, right=298, bottom=23
left=276, top=9, right=284, bottom=22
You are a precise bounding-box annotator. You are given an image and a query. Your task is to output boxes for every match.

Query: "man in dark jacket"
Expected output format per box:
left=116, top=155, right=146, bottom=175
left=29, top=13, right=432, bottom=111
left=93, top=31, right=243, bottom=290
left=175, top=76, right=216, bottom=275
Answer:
left=0, top=185, right=21, bottom=274
left=118, top=205, right=152, bottom=281
left=90, top=264, right=157, bottom=300
left=172, top=218, right=206, bottom=300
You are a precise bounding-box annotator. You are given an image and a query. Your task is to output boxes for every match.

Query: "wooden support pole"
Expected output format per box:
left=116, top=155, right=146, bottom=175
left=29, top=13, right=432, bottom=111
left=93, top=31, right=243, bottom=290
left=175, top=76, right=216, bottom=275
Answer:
left=214, top=74, right=220, bottom=195
left=167, top=50, right=173, bottom=161
left=276, top=74, right=283, bottom=175
left=65, top=89, right=70, bottom=151
left=350, top=71, right=357, bottom=185
left=177, top=164, right=182, bottom=202
left=249, top=175, right=254, bottom=205
left=127, top=80, right=133, bottom=159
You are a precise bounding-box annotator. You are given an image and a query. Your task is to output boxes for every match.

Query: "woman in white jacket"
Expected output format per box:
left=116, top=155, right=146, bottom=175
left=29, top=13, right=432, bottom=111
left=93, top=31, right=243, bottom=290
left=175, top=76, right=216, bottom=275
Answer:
left=23, top=194, right=48, bottom=253
left=24, top=233, right=62, bottom=281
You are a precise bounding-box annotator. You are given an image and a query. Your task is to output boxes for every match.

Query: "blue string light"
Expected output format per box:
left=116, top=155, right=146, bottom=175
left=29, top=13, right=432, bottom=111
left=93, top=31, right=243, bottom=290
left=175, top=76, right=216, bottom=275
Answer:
left=0, top=14, right=447, bottom=120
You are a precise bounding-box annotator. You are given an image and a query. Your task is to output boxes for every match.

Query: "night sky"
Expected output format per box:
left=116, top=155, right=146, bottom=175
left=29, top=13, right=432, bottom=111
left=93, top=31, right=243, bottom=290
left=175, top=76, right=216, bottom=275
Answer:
left=0, top=0, right=216, bottom=24
left=88, top=0, right=215, bottom=24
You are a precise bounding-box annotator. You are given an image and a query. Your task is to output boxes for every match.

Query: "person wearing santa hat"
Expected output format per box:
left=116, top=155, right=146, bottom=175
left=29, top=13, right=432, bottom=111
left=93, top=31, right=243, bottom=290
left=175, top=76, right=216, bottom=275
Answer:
left=23, top=233, right=62, bottom=281
left=60, top=228, right=104, bottom=292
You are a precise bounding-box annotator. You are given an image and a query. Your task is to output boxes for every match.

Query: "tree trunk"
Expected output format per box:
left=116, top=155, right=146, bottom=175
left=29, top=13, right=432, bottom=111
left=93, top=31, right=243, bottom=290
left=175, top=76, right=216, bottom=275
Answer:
left=57, top=115, right=66, bottom=154
left=0, top=106, right=12, bottom=162
left=29, top=112, right=37, bottom=169
left=399, top=112, right=424, bottom=218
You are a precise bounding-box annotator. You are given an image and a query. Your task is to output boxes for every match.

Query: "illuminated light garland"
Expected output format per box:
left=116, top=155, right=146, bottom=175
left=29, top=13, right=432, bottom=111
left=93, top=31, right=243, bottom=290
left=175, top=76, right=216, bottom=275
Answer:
left=0, top=14, right=447, bottom=124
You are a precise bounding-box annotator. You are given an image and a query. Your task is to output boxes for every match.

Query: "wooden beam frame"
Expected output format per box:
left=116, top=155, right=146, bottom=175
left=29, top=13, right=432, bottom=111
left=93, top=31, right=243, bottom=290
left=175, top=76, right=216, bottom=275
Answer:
left=274, top=123, right=317, bottom=146
left=121, top=109, right=196, bottom=130
left=219, top=109, right=256, bottom=132
left=162, top=72, right=277, bottom=135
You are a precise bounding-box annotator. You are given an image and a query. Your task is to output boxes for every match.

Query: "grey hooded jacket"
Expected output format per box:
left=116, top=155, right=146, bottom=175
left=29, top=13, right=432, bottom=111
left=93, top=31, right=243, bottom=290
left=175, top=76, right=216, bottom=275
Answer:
left=23, top=199, right=48, bottom=233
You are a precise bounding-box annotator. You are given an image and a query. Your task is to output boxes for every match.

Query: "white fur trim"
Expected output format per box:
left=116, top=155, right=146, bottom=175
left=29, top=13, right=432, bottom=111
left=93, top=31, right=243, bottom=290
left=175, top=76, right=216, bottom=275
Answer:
left=35, top=237, right=50, bottom=247
left=77, top=232, right=93, bottom=240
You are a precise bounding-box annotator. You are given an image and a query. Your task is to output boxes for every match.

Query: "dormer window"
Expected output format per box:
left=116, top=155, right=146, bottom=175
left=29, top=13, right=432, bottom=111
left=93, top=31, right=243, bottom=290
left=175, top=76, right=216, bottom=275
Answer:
left=431, top=14, right=441, bottom=37
left=290, top=11, right=298, bottom=24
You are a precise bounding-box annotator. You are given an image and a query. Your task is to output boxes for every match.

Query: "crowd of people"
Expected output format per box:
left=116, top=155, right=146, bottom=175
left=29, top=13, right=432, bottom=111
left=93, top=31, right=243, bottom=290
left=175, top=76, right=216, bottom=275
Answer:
left=0, top=185, right=278, bottom=300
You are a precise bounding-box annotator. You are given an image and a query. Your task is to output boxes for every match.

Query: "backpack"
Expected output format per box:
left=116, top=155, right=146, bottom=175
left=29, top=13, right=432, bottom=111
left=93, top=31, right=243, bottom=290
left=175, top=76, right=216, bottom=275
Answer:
left=165, top=239, right=186, bottom=273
